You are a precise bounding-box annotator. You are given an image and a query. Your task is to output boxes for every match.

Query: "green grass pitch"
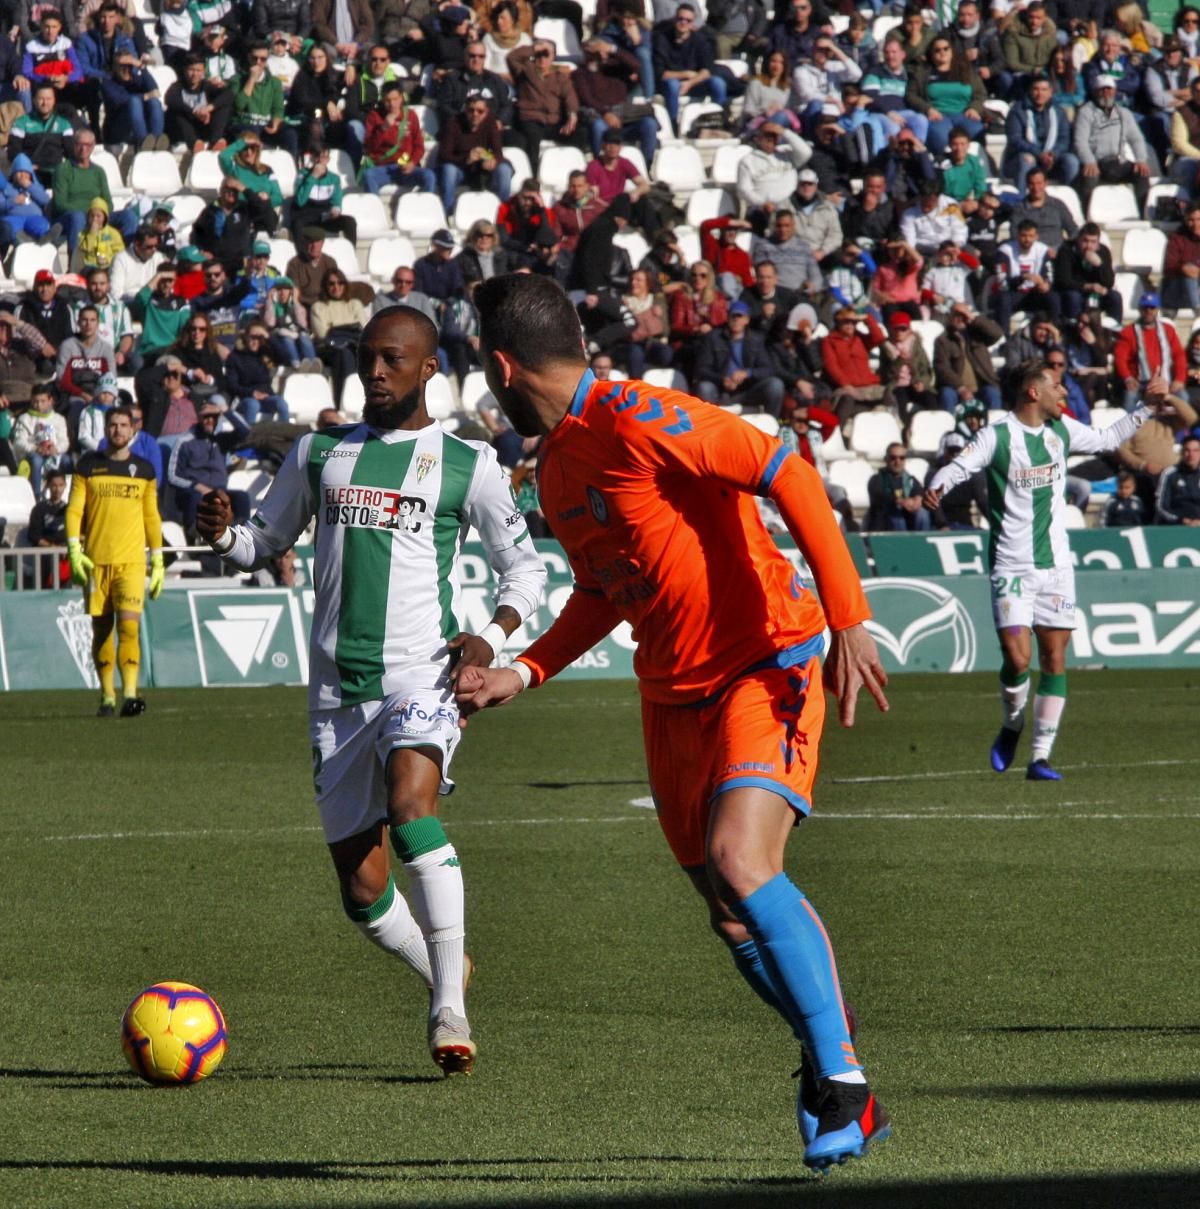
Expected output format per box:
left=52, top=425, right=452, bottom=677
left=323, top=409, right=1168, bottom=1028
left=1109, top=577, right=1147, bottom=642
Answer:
left=1, top=671, right=1197, bottom=1209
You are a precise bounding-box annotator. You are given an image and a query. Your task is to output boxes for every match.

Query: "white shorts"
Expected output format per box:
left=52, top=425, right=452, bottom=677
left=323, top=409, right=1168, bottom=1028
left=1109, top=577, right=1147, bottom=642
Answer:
left=309, top=689, right=461, bottom=844
left=991, top=565, right=1077, bottom=632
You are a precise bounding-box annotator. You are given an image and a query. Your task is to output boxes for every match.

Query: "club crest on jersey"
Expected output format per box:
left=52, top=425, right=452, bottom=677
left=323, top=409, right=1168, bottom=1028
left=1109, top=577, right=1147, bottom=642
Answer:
left=586, top=486, right=608, bottom=524
left=415, top=452, right=438, bottom=483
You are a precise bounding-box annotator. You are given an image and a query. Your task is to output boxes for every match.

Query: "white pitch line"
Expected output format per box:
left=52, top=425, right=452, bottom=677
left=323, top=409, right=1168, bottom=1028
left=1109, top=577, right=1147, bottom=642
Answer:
left=832, top=758, right=1200, bottom=784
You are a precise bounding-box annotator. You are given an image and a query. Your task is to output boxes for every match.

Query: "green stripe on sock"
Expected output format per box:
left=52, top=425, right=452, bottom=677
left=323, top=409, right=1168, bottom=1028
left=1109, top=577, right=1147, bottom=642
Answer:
left=343, top=874, right=395, bottom=922
left=390, top=816, right=448, bottom=860
left=1000, top=665, right=1030, bottom=688
left=1038, top=672, right=1067, bottom=698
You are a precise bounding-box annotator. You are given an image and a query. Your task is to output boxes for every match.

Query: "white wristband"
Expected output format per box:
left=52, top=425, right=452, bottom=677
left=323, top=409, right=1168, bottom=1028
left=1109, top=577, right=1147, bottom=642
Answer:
left=512, top=659, right=533, bottom=691
left=478, top=622, right=508, bottom=660
left=211, top=529, right=236, bottom=555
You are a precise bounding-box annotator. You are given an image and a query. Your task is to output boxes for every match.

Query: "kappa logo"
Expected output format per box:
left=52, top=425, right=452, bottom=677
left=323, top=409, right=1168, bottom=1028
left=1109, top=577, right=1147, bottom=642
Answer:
left=56, top=598, right=99, bottom=688
left=202, top=604, right=286, bottom=677
left=862, top=578, right=977, bottom=672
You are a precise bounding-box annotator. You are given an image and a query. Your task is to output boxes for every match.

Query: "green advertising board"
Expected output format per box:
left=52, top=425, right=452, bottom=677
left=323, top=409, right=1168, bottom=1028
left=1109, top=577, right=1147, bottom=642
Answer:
left=5, top=542, right=1200, bottom=689
left=868, top=529, right=1200, bottom=577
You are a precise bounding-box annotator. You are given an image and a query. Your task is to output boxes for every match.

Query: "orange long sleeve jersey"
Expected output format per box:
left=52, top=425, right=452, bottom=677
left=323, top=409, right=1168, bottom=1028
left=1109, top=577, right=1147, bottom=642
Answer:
left=517, top=372, right=872, bottom=705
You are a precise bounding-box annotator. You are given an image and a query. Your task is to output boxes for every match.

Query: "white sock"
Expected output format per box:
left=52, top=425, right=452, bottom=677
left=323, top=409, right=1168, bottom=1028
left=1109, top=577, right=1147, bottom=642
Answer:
left=828, top=1070, right=868, bottom=1085
left=349, top=876, right=432, bottom=985
left=405, top=844, right=466, bottom=1017
left=1031, top=693, right=1066, bottom=762
left=1000, top=677, right=1030, bottom=730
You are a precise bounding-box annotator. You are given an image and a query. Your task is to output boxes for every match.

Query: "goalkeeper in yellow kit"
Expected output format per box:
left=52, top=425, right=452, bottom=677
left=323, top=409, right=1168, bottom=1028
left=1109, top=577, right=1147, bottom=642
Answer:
left=65, top=406, right=165, bottom=717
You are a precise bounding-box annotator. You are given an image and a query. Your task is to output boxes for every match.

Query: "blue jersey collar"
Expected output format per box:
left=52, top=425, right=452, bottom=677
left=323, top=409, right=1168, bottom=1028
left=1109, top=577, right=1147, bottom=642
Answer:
left=569, top=368, right=597, bottom=418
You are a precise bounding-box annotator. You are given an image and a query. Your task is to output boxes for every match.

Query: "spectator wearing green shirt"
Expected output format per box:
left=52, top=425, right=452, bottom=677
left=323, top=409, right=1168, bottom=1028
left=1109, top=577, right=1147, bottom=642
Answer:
left=291, top=148, right=357, bottom=244
left=218, top=135, right=283, bottom=235
left=938, top=126, right=988, bottom=216
left=232, top=42, right=299, bottom=159
left=132, top=264, right=192, bottom=362
left=51, top=128, right=138, bottom=253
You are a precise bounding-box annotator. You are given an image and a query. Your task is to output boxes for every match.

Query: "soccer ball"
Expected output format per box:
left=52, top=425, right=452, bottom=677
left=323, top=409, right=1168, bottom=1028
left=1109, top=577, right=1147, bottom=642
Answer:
left=121, top=981, right=227, bottom=1085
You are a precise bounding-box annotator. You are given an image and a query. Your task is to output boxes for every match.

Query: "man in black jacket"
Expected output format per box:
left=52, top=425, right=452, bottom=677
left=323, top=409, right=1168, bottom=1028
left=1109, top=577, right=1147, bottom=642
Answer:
left=568, top=193, right=630, bottom=294
left=692, top=301, right=786, bottom=416
left=18, top=270, right=74, bottom=376
left=1156, top=435, right=1200, bottom=525
left=1053, top=221, right=1120, bottom=323
left=430, top=41, right=513, bottom=131
left=192, top=180, right=256, bottom=274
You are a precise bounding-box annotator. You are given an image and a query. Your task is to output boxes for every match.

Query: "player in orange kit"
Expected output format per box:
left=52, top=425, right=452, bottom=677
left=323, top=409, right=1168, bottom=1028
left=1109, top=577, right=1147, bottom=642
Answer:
left=455, top=274, right=892, bottom=1171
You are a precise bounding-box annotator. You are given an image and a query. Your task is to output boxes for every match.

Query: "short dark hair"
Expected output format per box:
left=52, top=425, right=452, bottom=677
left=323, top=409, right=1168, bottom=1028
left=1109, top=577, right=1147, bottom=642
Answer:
left=1079, top=221, right=1101, bottom=238
left=362, top=305, right=439, bottom=359
left=110, top=404, right=135, bottom=422
left=948, top=125, right=970, bottom=142
left=33, top=80, right=56, bottom=94
left=182, top=53, right=205, bottom=68
left=476, top=274, right=586, bottom=371
left=158, top=261, right=177, bottom=273
left=1017, top=219, right=1038, bottom=233
left=78, top=304, right=99, bottom=320
left=1013, top=358, right=1052, bottom=398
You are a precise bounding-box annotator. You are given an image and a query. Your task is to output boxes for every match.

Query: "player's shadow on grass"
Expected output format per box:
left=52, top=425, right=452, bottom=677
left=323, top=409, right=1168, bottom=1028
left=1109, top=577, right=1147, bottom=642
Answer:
left=986, top=1023, right=1200, bottom=1035
left=0, top=1064, right=443, bottom=1089
left=0, top=1160, right=1197, bottom=1208
left=950, top=1077, right=1200, bottom=1103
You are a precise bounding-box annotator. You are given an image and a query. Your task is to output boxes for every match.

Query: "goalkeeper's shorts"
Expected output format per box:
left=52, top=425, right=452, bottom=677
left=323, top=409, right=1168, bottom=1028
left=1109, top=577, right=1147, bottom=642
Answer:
left=309, top=689, right=461, bottom=844
left=641, top=653, right=825, bottom=869
left=86, top=562, right=145, bottom=617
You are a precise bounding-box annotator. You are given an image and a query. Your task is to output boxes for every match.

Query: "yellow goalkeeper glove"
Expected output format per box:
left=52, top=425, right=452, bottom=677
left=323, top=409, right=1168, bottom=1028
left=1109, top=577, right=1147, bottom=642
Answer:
left=67, top=539, right=94, bottom=586
left=148, top=552, right=165, bottom=600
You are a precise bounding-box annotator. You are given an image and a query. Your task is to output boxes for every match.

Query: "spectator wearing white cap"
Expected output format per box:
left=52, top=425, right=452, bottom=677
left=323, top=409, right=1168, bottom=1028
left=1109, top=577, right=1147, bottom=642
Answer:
left=1073, top=72, right=1151, bottom=215
left=791, top=167, right=842, bottom=261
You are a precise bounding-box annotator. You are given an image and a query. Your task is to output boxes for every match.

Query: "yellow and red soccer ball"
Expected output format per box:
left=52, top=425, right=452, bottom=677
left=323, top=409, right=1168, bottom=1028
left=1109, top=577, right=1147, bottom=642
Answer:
left=121, top=982, right=227, bottom=1085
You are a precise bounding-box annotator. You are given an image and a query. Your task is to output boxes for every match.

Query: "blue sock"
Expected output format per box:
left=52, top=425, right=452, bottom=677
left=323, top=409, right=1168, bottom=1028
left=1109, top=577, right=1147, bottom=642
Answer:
left=732, top=872, right=859, bottom=1078
left=730, top=938, right=799, bottom=1037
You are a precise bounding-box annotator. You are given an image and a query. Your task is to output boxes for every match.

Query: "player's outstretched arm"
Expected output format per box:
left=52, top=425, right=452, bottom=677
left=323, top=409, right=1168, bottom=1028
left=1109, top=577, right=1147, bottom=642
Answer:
left=196, top=488, right=234, bottom=544
left=455, top=664, right=527, bottom=717
left=825, top=623, right=889, bottom=727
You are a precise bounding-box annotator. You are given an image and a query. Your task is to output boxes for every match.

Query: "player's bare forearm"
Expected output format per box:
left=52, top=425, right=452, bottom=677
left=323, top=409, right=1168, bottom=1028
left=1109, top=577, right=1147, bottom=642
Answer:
left=448, top=605, right=524, bottom=682
left=196, top=488, right=233, bottom=544
left=455, top=664, right=526, bottom=717
left=825, top=623, right=889, bottom=727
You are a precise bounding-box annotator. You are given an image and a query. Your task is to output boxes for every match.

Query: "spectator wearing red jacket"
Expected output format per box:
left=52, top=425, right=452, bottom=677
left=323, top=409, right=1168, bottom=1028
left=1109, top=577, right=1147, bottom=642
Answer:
left=820, top=307, right=888, bottom=429
left=497, top=179, right=558, bottom=268
left=362, top=83, right=435, bottom=195
left=700, top=216, right=756, bottom=299
left=1114, top=292, right=1187, bottom=412
left=552, top=171, right=607, bottom=254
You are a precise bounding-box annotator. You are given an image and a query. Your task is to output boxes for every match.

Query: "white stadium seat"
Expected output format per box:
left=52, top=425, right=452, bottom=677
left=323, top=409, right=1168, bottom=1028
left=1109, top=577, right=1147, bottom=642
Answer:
left=538, top=145, right=587, bottom=195
left=828, top=457, right=874, bottom=511
left=282, top=373, right=335, bottom=426
left=259, top=148, right=297, bottom=199
left=10, top=242, right=58, bottom=288
left=910, top=319, right=944, bottom=365
left=1113, top=271, right=1145, bottom=317
left=502, top=144, right=533, bottom=190
left=268, top=236, right=298, bottom=271
left=848, top=411, right=903, bottom=461
left=184, top=150, right=224, bottom=197
left=91, top=147, right=128, bottom=197
left=330, top=150, right=358, bottom=193
left=452, top=190, right=502, bottom=234
left=740, top=412, right=780, bottom=437
left=685, top=187, right=734, bottom=228
left=1091, top=407, right=1126, bottom=430
left=460, top=370, right=492, bottom=416
left=1045, top=184, right=1084, bottom=228
left=340, top=193, right=391, bottom=240
left=651, top=145, right=705, bottom=193
left=129, top=151, right=183, bottom=197
left=147, top=63, right=176, bottom=92
left=322, top=235, right=362, bottom=280
left=1087, top=184, right=1139, bottom=226
left=909, top=409, right=955, bottom=454
left=366, top=235, right=417, bottom=282
left=0, top=477, right=36, bottom=544
left=394, top=191, right=447, bottom=239
left=424, top=373, right=456, bottom=421
left=166, top=193, right=207, bottom=230
left=677, top=101, right=725, bottom=140
left=533, top=16, right=582, bottom=60
left=341, top=373, right=365, bottom=420
left=642, top=367, right=688, bottom=392
left=1063, top=504, right=1087, bottom=529
left=710, top=142, right=752, bottom=186
left=613, top=229, right=649, bottom=268
left=1121, top=227, right=1167, bottom=275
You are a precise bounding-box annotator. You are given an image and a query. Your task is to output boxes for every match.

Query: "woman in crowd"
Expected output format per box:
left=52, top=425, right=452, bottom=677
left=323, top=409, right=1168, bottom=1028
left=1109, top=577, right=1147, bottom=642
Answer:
left=668, top=260, right=728, bottom=378
left=288, top=43, right=362, bottom=164
left=262, top=277, right=320, bottom=371
left=459, top=219, right=513, bottom=289
left=225, top=321, right=291, bottom=425
left=218, top=136, right=283, bottom=234
left=742, top=50, right=799, bottom=132
left=483, top=1, right=531, bottom=80
left=310, top=269, right=367, bottom=402
left=905, top=35, right=986, bottom=156
left=171, top=313, right=228, bottom=403
left=1047, top=44, right=1084, bottom=116
left=622, top=267, right=670, bottom=378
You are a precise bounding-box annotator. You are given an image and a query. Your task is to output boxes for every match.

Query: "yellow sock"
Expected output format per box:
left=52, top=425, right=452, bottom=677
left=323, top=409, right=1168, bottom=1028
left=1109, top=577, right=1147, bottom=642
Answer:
left=118, top=616, right=141, bottom=700
left=94, top=623, right=116, bottom=703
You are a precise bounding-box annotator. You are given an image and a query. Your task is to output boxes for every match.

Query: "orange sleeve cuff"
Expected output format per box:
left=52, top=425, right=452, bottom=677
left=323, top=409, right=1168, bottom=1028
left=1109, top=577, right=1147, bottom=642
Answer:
left=768, top=454, right=871, bottom=630
left=516, top=588, right=622, bottom=687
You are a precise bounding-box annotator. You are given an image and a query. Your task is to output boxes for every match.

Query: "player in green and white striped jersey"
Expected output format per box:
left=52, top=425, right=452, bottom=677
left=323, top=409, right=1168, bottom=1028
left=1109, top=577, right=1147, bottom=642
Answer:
left=197, top=308, right=546, bottom=1075
left=925, top=359, right=1166, bottom=780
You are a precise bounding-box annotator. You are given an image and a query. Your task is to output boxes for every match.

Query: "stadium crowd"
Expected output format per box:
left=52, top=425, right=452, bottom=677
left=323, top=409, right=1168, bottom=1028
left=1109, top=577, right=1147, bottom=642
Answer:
left=2, top=0, right=1200, bottom=548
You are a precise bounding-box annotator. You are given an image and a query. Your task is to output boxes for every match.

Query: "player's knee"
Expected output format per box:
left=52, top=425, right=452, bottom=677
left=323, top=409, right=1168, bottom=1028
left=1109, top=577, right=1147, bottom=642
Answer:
left=706, top=848, right=777, bottom=906
left=340, top=868, right=391, bottom=915
left=387, top=791, right=436, bottom=826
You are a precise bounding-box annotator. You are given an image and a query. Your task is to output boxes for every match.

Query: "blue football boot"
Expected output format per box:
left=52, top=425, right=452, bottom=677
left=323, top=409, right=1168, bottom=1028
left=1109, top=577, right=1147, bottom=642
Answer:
left=991, top=726, right=1021, bottom=772
left=1026, top=759, right=1063, bottom=781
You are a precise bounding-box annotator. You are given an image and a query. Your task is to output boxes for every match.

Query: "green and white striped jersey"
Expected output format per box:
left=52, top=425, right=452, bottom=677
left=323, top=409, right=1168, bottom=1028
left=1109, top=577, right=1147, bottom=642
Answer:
left=929, top=408, right=1148, bottom=572
left=218, top=421, right=546, bottom=710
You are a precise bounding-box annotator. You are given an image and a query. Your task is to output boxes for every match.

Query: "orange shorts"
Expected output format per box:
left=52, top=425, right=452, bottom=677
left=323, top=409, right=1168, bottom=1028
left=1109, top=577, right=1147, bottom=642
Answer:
left=641, top=650, right=826, bottom=869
